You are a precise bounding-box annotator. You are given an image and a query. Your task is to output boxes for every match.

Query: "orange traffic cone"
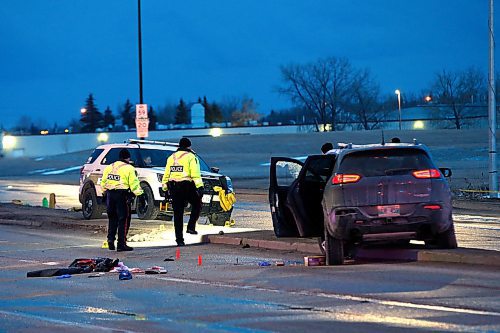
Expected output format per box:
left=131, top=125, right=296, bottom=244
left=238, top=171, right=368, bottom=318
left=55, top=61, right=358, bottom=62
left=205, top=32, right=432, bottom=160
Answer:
left=176, top=248, right=181, bottom=260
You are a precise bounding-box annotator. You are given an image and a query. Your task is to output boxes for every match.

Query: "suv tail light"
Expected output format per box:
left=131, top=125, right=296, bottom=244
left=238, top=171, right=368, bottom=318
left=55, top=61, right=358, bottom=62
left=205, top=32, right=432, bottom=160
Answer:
left=424, top=204, right=441, bottom=210
left=332, top=174, right=361, bottom=185
left=412, top=169, right=441, bottom=179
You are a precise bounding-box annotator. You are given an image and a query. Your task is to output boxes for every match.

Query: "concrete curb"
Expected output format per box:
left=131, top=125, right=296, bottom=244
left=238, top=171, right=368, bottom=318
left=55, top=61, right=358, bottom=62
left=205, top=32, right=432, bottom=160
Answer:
left=417, top=249, right=500, bottom=267
left=0, top=219, right=43, bottom=227
left=3, top=218, right=499, bottom=267
left=208, top=234, right=500, bottom=267
left=0, top=219, right=107, bottom=232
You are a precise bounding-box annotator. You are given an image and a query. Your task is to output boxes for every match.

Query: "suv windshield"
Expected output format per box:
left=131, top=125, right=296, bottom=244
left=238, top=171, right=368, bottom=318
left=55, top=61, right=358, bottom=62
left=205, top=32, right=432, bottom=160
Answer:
left=338, top=148, right=433, bottom=177
left=137, top=148, right=211, bottom=172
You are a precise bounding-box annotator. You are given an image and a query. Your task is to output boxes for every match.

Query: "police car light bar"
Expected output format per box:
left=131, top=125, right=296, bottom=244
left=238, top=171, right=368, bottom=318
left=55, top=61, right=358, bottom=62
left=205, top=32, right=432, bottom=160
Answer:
left=127, top=139, right=179, bottom=146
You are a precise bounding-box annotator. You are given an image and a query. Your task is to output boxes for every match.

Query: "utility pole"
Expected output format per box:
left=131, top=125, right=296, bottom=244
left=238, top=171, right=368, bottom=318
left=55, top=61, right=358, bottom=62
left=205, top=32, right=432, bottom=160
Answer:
left=488, top=0, right=498, bottom=198
left=138, top=0, right=144, bottom=104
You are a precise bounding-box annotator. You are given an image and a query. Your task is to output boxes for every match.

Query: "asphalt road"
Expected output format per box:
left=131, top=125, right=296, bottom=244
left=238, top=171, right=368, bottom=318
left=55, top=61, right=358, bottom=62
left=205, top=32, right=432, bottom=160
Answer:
left=1, top=225, right=499, bottom=332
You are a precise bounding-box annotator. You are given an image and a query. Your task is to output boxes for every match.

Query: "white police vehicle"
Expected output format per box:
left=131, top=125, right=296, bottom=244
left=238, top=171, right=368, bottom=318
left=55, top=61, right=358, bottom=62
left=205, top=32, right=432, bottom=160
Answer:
left=79, top=139, right=233, bottom=225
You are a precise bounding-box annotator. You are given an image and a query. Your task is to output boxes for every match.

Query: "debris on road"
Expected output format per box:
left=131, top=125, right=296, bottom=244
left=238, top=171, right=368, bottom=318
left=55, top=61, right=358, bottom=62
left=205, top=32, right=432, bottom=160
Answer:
left=119, top=271, right=133, bottom=280
left=145, top=266, right=167, bottom=274
left=56, top=274, right=71, bottom=279
left=304, top=256, right=326, bottom=266
left=88, top=273, right=105, bottom=278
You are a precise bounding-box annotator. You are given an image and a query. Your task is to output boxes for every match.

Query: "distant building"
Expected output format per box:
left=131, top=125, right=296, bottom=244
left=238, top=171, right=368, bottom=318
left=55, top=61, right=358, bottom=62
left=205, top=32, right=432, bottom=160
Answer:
left=398, top=105, right=489, bottom=130
left=188, top=103, right=205, bottom=128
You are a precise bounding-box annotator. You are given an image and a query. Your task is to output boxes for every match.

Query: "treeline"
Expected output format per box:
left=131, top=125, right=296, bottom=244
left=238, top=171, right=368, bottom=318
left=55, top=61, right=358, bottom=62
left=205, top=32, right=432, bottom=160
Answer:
left=277, top=57, right=495, bottom=131
left=7, top=56, right=500, bottom=134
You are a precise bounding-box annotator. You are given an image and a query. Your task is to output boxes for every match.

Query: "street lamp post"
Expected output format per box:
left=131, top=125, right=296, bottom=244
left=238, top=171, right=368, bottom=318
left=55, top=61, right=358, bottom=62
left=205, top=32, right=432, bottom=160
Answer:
left=488, top=0, right=498, bottom=198
left=395, top=89, right=402, bottom=130
left=137, top=0, right=144, bottom=104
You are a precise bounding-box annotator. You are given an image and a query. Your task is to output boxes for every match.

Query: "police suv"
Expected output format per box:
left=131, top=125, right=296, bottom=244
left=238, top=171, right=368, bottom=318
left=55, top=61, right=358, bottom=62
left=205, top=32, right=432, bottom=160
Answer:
left=79, top=139, right=234, bottom=225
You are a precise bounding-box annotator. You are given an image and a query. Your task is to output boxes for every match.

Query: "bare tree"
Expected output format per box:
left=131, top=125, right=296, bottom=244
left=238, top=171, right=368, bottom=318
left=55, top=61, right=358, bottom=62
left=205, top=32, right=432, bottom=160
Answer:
left=231, top=97, right=260, bottom=126
left=278, top=57, right=355, bottom=131
left=431, top=68, right=486, bottom=129
left=219, top=96, right=241, bottom=122
left=345, top=69, right=387, bottom=130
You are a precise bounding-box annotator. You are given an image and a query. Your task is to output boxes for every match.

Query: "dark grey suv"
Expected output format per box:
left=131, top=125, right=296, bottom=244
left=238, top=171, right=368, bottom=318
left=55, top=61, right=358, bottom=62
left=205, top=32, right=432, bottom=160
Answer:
left=269, top=142, right=457, bottom=265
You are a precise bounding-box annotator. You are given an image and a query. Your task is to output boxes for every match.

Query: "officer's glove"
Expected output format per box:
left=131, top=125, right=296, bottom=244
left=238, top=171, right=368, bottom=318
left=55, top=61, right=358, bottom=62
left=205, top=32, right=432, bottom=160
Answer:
left=161, top=183, right=168, bottom=192
left=197, top=187, right=204, bottom=198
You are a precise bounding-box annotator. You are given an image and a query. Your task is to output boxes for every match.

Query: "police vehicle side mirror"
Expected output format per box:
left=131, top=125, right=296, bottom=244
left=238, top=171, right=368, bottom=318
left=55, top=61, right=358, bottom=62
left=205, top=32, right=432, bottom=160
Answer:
left=439, top=168, right=452, bottom=178
left=211, top=167, right=220, bottom=173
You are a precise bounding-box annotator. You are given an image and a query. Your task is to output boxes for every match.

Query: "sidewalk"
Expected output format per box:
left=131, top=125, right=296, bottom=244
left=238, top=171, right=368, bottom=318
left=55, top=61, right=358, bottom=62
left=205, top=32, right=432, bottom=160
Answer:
left=1, top=203, right=500, bottom=268
left=205, top=230, right=500, bottom=268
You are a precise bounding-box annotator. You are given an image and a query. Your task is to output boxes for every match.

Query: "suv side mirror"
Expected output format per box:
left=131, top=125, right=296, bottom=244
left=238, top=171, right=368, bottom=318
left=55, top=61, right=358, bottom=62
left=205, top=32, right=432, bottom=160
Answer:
left=440, top=168, right=452, bottom=178
left=211, top=166, right=220, bottom=173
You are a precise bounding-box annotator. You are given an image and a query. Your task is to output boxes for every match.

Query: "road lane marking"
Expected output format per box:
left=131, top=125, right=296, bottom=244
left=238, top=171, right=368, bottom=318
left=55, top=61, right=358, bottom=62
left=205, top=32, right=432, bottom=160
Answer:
left=0, top=310, right=135, bottom=332
left=157, top=276, right=500, bottom=318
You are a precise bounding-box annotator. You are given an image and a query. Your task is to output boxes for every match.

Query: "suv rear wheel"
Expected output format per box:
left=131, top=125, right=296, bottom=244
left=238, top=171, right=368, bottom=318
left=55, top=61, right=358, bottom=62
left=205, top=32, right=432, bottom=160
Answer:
left=82, top=187, right=104, bottom=220
left=136, top=184, right=159, bottom=220
left=325, top=227, right=344, bottom=265
left=435, top=224, right=458, bottom=249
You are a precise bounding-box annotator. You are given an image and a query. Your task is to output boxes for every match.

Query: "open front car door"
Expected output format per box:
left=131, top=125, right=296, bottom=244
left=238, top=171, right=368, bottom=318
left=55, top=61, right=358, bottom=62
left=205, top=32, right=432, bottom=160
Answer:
left=269, top=155, right=336, bottom=238
left=269, top=157, right=304, bottom=237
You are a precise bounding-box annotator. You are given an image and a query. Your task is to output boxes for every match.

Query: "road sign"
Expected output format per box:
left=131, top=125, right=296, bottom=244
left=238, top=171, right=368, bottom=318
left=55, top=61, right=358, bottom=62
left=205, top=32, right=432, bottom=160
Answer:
left=136, top=118, right=149, bottom=138
left=136, top=104, right=148, bottom=119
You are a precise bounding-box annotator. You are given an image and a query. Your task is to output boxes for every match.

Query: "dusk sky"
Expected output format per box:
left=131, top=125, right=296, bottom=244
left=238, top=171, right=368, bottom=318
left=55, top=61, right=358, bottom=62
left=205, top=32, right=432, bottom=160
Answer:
left=0, top=1, right=496, bottom=129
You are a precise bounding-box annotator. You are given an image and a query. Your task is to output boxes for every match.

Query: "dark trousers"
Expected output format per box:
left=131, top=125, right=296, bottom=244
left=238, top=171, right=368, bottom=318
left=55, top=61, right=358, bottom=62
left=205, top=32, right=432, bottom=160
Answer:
left=106, top=190, right=132, bottom=247
left=168, top=181, right=202, bottom=243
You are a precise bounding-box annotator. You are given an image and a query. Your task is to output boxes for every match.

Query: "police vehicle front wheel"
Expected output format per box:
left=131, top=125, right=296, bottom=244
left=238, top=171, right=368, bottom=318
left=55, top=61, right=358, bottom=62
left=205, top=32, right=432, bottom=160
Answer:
left=208, top=211, right=232, bottom=226
left=82, top=187, right=104, bottom=220
left=136, top=184, right=159, bottom=220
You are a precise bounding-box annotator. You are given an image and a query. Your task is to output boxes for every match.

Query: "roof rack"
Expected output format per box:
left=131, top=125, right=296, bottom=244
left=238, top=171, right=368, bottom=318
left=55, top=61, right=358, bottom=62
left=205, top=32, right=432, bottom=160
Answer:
left=336, top=142, right=353, bottom=149
left=126, top=139, right=178, bottom=146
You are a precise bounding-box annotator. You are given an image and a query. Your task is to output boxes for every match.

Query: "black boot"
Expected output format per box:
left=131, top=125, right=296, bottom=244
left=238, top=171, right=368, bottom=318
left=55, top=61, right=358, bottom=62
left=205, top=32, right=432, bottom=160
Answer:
left=107, top=240, right=115, bottom=251
left=117, top=244, right=134, bottom=252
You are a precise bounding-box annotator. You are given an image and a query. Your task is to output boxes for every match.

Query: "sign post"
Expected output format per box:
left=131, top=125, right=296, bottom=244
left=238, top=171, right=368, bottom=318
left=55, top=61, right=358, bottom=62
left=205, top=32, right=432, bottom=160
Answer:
left=135, top=104, right=148, bottom=138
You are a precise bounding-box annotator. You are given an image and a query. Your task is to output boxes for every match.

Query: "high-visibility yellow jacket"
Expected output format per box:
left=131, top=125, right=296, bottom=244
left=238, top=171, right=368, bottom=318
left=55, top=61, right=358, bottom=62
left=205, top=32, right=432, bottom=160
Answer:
left=162, top=149, right=204, bottom=189
left=101, top=161, right=144, bottom=196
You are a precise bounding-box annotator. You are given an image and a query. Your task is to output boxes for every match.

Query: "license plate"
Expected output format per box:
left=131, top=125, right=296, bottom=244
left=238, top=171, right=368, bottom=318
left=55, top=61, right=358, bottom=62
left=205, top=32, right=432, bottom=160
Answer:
left=377, top=205, right=400, bottom=217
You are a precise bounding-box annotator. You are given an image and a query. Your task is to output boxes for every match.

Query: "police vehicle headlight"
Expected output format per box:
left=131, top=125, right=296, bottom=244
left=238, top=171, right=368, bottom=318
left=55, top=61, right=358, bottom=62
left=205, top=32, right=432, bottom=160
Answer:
left=157, top=173, right=163, bottom=182
left=225, top=176, right=234, bottom=192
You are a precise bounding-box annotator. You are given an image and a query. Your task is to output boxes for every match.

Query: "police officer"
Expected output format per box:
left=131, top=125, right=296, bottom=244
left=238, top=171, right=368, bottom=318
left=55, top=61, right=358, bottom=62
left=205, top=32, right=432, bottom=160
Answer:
left=101, top=148, right=144, bottom=251
left=321, top=142, right=334, bottom=154
left=162, top=137, right=204, bottom=246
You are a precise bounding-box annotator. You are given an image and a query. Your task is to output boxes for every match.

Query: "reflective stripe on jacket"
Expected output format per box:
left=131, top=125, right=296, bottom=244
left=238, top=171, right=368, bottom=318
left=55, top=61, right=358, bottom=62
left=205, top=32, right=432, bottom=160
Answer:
left=101, top=161, right=144, bottom=196
left=162, top=150, right=204, bottom=188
